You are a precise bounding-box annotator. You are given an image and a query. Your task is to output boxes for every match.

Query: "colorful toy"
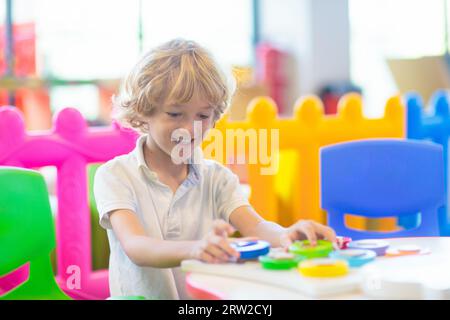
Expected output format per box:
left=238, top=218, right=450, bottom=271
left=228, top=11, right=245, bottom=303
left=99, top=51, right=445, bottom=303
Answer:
left=403, top=91, right=450, bottom=235
left=256, top=43, right=287, bottom=112
left=385, top=245, right=430, bottom=257
left=0, top=107, right=138, bottom=299
left=336, top=236, right=352, bottom=249
left=347, top=240, right=390, bottom=256
left=321, top=139, right=445, bottom=240
left=183, top=238, right=450, bottom=299
left=230, top=240, right=270, bottom=260
left=298, top=258, right=349, bottom=278
left=182, top=258, right=361, bottom=298
left=288, top=240, right=333, bottom=259
left=259, top=249, right=304, bottom=270
left=330, top=249, right=376, bottom=267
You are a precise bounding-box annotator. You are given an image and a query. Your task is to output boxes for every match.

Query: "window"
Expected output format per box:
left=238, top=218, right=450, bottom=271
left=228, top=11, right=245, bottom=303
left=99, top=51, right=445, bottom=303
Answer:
left=141, top=0, right=253, bottom=69
left=1, top=0, right=253, bottom=119
left=349, top=0, right=446, bottom=117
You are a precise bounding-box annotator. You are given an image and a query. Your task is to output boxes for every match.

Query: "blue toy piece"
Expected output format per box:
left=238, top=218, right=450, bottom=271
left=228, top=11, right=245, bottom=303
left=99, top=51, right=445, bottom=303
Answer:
left=230, top=240, right=270, bottom=260
left=329, top=249, right=376, bottom=267
left=400, top=91, right=450, bottom=235
left=320, top=139, right=445, bottom=239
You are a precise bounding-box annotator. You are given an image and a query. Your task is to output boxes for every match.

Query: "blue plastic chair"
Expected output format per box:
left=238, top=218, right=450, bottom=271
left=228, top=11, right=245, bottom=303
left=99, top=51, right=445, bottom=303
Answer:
left=401, top=91, right=450, bottom=235
left=320, top=139, right=445, bottom=239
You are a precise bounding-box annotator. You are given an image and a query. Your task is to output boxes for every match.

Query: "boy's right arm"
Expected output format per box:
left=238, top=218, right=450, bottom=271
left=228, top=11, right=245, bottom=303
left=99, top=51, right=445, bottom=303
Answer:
left=109, top=209, right=239, bottom=268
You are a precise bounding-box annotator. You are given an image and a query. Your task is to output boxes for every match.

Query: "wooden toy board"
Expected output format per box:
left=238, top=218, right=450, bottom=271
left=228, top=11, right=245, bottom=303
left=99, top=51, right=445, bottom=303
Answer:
left=182, top=259, right=362, bottom=298
left=182, top=238, right=450, bottom=299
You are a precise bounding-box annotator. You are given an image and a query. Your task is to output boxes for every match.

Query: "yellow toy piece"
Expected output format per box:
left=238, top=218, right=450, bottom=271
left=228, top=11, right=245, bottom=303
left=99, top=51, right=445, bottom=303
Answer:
left=298, top=258, right=349, bottom=278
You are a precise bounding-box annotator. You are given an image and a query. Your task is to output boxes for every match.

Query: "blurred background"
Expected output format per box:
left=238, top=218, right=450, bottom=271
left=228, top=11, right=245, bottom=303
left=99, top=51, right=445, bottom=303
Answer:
left=1, top=0, right=450, bottom=128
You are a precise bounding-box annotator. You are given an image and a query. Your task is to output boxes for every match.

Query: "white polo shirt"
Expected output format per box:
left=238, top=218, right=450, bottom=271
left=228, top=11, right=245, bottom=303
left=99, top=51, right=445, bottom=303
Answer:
left=93, top=134, right=250, bottom=299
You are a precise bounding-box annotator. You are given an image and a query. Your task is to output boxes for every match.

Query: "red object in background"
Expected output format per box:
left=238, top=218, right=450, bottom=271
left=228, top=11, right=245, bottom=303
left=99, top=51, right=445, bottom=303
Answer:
left=319, top=83, right=362, bottom=115
left=98, top=85, right=117, bottom=124
left=0, top=88, right=52, bottom=130
left=322, top=93, right=340, bottom=115
left=18, top=88, right=52, bottom=130
left=0, top=22, right=38, bottom=110
left=0, top=23, right=51, bottom=130
left=256, top=43, right=287, bottom=113
left=0, top=22, right=36, bottom=76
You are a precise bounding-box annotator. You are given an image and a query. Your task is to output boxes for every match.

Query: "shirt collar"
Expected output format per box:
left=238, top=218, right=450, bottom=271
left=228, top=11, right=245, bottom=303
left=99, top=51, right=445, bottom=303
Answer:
left=133, top=134, right=203, bottom=183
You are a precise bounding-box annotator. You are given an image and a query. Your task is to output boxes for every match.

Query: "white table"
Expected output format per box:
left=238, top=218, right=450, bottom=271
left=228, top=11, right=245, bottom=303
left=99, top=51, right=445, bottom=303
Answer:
left=182, top=237, right=450, bottom=300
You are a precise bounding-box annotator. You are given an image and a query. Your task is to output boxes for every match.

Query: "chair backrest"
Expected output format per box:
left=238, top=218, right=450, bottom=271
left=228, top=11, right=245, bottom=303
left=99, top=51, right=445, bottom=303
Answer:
left=320, top=139, right=445, bottom=239
left=0, top=167, right=69, bottom=299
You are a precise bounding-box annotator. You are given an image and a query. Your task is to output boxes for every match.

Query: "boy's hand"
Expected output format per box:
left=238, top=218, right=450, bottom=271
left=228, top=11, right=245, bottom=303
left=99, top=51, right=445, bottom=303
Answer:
left=190, top=220, right=241, bottom=263
left=280, top=220, right=337, bottom=247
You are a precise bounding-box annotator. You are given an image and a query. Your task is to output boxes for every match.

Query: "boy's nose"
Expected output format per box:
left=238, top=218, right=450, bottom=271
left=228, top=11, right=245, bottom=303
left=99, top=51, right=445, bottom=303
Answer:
left=182, top=121, right=200, bottom=139
left=181, top=124, right=194, bottom=138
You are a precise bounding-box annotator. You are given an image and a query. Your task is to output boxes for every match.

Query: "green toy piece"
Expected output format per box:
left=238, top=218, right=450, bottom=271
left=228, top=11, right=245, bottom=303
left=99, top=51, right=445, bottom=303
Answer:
left=259, top=250, right=305, bottom=270
left=288, top=240, right=333, bottom=259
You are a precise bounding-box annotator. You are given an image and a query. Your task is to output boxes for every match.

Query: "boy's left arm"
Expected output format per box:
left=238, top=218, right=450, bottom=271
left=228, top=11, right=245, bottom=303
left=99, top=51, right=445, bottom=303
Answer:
left=229, top=205, right=337, bottom=248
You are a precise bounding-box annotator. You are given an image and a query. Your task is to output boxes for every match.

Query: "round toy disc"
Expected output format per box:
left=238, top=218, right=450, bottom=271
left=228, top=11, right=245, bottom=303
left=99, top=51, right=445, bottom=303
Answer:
left=268, top=251, right=295, bottom=260
left=288, top=240, right=333, bottom=259
left=385, top=246, right=430, bottom=257
left=231, top=240, right=270, bottom=259
left=351, top=240, right=388, bottom=248
left=298, top=258, right=349, bottom=277
left=337, top=249, right=367, bottom=258
left=348, top=239, right=389, bottom=256
left=259, top=253, right=303, bottom=270
left=330, top=249, right=376, bottom=267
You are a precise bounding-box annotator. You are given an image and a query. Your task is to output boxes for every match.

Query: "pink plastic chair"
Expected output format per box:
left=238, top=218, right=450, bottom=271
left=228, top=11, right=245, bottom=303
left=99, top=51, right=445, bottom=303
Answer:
left=0, top=106, right=138, bottom=299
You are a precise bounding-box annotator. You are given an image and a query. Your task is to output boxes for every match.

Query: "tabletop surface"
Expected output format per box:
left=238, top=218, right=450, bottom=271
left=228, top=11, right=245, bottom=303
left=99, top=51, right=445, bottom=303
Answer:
left=182, top=237, right=450, bottom=300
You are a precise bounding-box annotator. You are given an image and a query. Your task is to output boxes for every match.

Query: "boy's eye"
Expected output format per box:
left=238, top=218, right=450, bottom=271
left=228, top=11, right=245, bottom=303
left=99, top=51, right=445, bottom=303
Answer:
left=198, top=114, right=211, bottom=120
left=166, top=112, right=181, bottom=118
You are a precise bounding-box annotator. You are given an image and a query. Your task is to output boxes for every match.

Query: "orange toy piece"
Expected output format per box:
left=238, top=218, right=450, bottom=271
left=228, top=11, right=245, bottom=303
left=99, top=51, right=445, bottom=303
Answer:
left=385, top=245, right=431, bottom=257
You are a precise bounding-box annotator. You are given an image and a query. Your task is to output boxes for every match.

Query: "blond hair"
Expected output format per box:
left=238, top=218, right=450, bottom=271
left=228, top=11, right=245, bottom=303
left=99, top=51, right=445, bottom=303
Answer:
left=113, top=39, right=230, bottom=133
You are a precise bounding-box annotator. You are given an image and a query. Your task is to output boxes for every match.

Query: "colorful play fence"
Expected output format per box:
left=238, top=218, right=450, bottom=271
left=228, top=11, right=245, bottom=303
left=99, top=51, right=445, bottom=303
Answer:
left=0, top=92, right=413, bottom=299
left=206, top=93, right=404, bottom=229
left=403, top=90, right=450, bottom=235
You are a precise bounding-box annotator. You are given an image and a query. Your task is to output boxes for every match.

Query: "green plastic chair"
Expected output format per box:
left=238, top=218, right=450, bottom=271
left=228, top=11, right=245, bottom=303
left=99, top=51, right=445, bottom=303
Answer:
left=0, top=167, right=146, bottom=300
left=0, top=167, right=70, bottom=300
